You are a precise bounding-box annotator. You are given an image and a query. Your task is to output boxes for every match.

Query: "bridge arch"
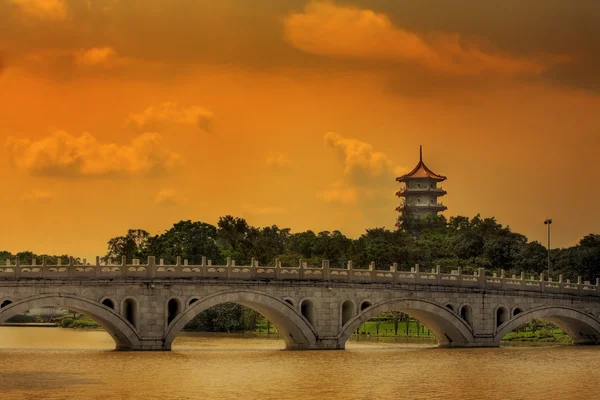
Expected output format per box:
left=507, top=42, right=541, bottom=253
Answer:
left=338, top=299, right=475, bottom=347
left=0, top=298, right=13, bottom=308
left=163, top=290, right=318, bottom=350
left=459, top=303, right=473, bottom=326
left=99, top=296, right=116, bottom=311
left=299, top=298, right=316, bottom=326
left=359, top=299, right=372, bottom=311
left=494, top=306, right=600, bottom=345
left=282, top=297, right=295, bottom=307
left=0, top=294, right=141, bottom=350
left=121, top=297, right=139, bottom=330
left=166, top=297, right=184, bottom=325
left=512, top=307, right=523, bottom=317
left=495, top=306, right=509, bottom=329
left=340, top=300, right=356, bottom=327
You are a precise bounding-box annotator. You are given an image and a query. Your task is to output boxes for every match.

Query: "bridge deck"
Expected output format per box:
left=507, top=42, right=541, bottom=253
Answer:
left=1, top=256, right=598, bottom=297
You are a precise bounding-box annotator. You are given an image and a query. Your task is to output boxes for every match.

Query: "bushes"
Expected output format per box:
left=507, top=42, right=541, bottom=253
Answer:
left=502, top=327, right=570, bottom=343
left=5, top=314, right=40, bottom=323
left=59, top=316, right=100, bottom=329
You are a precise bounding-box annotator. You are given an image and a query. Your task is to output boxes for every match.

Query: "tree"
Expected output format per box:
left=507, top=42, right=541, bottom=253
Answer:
left=515, top=241, right=547, bottom=274
left=156, top=220, right=221, bottom=264
left=104, top=229, right=150, bottom=263
left=397, top=201, right=422, bottom=234
left=217, top=215, right=250, bottom=252
left=313, top=230, right=352, bottom=267
left=578, top=234, right=600, bottom=280
left=242, top=225, right=291, bottom=265
left=354, top=228, right=412, bottom=269
left=288, top=231, right=317, bottom=259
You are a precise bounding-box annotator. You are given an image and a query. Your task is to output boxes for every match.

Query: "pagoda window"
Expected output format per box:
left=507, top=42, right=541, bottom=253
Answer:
left=417, top=198, right=421, bottom=203
left=417, top=184, right=421, bottom=188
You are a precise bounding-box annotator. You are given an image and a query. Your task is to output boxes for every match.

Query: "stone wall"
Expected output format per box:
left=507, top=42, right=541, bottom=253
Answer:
left=1, top=278, right=600, bottom=350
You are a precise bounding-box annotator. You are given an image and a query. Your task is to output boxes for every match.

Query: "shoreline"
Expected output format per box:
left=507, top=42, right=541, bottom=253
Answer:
left=0, top=325, right=573, bottom=346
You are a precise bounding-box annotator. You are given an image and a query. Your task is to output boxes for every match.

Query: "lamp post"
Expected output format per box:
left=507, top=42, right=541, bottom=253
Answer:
left=544, top=219, right=552, bottom=277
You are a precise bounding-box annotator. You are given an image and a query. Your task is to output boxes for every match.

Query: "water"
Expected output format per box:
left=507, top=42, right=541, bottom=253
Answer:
left=0, top=327, right=599, bottom=400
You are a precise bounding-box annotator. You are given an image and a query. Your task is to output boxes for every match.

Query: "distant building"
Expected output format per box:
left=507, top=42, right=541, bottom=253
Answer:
left=27, top=307, right=69, bottom=317
left=395, top=146, right=447, bottom=218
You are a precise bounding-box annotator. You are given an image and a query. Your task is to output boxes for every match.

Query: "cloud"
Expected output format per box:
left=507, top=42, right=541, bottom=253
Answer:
left=284, top=1, right=563, bottom=76
left=74, top=47, right=126, bottom=68
left=12, top=47, right=136, bottom=81
left=242, top=205, right=288, bottom=216
left=5, top=131, right=183, bottom=178
left=266, top=152, right=291, bottom=168
left=154, top=188, right=180, bottom=206
left=21, top=190, right=54, bottom=203
left=127, top=102, right=215, bottom=133
left=324, top=132, right=400, bottom=186
left=320, top=132, right=404, bottom=205
left=8, top=0, right=67, bottom=21
left=318, top=181, right=358, bottom=205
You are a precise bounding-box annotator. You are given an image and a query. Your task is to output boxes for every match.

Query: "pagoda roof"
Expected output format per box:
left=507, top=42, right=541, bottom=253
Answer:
left=396, top=146, right=446, bottom=182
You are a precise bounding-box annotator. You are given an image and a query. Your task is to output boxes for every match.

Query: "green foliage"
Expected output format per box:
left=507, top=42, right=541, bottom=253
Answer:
left=5, top=314, right=40, bottom=323
left=152, top=220, right=221, bottom=264
left=104, top=229, right=150, bottom=264
left=184, top=303, right=264, bottom=333
left=0, top=252, right=80, bottom=266
left=501, top=319, right=571, bottom=343
left=357, top=320, right=433, bottom=337
left=59, top=315, right=100, bottom=329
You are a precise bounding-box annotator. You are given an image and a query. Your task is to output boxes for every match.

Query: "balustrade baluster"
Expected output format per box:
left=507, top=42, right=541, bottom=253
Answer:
left=121, top=256, right=127, bottom=278
left=147, top=256, right=156, bottom=279
left=322, top=259, right=330, bottom=281
left=69, top=256, right=75, bottom=279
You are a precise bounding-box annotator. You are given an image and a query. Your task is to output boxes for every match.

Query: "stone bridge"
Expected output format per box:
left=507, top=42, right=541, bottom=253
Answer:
left=1, top=255, right=600, bottom=350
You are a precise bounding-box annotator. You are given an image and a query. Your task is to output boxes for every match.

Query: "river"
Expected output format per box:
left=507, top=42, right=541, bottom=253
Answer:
left=0, top=327, right=599, bottom=400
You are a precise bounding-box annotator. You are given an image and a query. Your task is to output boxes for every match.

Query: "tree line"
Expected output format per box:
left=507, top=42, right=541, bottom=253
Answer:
left=104, top=212, right=600, bottom=280
left=2, top=212, right=599, bottom=280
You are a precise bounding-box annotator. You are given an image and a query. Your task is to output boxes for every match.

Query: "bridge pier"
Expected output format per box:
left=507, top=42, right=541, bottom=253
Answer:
left=465, top=337, right=497, bottom=348
left=284, top=340, right=343, bottom=350
left=312, top=338, right=345, bottom=350
left=127, top=338, right=168, bottom=351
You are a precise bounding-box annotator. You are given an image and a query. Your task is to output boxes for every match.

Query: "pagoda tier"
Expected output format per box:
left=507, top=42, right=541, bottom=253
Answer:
left=396, top=187, right=447, bottom=197
left=396, top=147, right=446, bottom=183
left=395, top=203, right=447, bottom=213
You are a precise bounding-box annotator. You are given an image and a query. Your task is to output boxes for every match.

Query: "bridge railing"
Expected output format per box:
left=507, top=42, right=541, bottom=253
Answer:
left=1, top=256, right=599, bottom=296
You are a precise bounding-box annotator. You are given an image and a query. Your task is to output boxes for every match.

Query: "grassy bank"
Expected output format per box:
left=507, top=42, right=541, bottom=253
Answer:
left=59, top=316, right=100, bottom=329
left=354, top=320, right=572, bottom=344
left=356, top=321, right=434, bottom=337
left=502, top=328, right=572, bottom=344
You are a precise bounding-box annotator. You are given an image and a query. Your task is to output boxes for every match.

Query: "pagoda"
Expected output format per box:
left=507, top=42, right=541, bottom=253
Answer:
left=395, top=146, right=447, bottom=218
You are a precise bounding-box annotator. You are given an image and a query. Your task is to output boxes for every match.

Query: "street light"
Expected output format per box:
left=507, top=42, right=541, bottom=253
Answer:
left=544, top=219, right=552, bottom=277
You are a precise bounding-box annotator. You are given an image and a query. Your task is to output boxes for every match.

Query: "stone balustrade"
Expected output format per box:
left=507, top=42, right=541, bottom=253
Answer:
left=0, top=256, right=598, bottom=296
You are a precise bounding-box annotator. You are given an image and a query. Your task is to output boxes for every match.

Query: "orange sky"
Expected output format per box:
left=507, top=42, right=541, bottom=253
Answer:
left=1, top=0, right=599, bottom=258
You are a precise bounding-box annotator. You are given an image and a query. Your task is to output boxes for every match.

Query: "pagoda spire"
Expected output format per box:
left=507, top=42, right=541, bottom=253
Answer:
left=420, top=145, right=423, bottom=162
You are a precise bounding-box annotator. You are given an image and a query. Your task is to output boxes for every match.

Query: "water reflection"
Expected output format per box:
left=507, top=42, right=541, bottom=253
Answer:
left=0, top=327, right=599, bottom=400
